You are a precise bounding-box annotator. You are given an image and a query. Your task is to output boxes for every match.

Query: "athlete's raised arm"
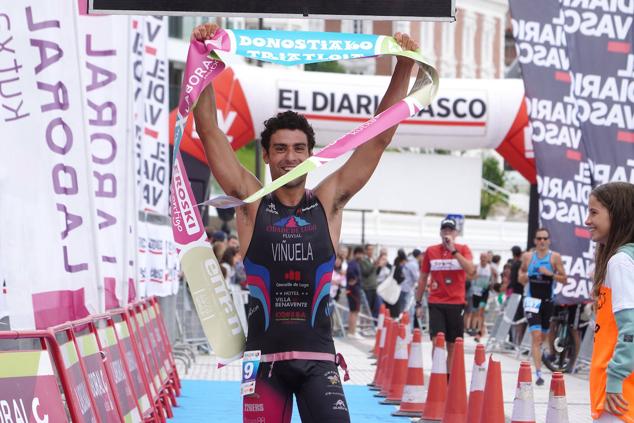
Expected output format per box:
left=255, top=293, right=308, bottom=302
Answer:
left=192, top=23, right=262, bottom=200
left=315, top=33, right=418, bottom=212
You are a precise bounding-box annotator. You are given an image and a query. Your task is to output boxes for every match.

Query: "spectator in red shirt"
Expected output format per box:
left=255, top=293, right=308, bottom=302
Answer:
left=415, top=218, right=476, bottom=370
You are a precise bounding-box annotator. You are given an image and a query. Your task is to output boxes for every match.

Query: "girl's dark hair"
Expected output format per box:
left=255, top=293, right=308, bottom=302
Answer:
left=221, top=246, right=239, bottom=265
left=591, top=182, right=634, bottom=299
left=260, top=111, right=316, bottom=152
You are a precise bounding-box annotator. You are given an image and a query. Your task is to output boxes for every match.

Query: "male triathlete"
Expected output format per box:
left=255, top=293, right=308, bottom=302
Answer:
left=415, top=218, right=476, bottom=370
left=192, top=23, right=420, bottom=423
left=518, top=227, right=567, bottom=385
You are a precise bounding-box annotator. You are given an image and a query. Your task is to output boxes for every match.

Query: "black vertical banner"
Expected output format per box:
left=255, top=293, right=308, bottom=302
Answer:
left=509, top=1, right=634, bottom=304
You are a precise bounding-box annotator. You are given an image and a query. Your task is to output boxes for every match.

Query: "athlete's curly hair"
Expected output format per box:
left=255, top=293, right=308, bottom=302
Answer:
left=260, top=111, right=315, bottom=153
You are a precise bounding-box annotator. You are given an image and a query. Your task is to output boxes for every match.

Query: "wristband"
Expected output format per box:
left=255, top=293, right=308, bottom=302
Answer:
left=415, top=300, right=423, bottom=307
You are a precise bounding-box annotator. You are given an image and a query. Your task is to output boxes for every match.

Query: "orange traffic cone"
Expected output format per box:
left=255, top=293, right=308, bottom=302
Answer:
left=545, top=372, right=569, bottom=423
left=382, top=324, right=409, bottom=404
left=401, top=311, right=411, bottom=344
left=466, top=344, right=486, bottom=423
left=442, top=337, right=467, bottom=423
left=369, top=317, right=392, bottom=390
left=479, top=356, right=505, bottom=423
left=375, top=319, right=398, bottom=397
left=511, top=362, right=536, bottom=423
left=420, top=332, right=447, bottom=422
left=371, top=305, right=387, bottom=359
left=392, top=328, right=426, bottom=417
left=378, top=322, right=402, bottom=397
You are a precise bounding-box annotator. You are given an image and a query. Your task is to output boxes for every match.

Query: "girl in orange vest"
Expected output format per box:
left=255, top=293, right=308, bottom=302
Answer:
left=588, top=182, right=634, bottom=422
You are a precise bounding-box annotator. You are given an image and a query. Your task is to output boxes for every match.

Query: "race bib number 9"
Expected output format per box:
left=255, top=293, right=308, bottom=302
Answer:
left=241, top=350, right=261, bottom=396
left=523, top=297, right=542, bottom=314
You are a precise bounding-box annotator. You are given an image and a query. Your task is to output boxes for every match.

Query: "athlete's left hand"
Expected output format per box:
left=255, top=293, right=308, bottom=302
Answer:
left=605, top=392, right=628, bottom=415
left=393, top=32, right=419, bottom=65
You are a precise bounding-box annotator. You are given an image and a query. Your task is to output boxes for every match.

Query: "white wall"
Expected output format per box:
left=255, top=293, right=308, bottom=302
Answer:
left=339, top=210, right=527, bottom=265
left=306, top=151, right=483, bottom=215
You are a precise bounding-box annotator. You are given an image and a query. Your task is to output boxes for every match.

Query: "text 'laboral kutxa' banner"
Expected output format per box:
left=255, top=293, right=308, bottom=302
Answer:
left=0, top=350, right=68, bottom=422
left=171, top=29, right=438, bottom=364
left=509, top=1, right=634, bottom=304
left=0, top=1, right=170, bottom=329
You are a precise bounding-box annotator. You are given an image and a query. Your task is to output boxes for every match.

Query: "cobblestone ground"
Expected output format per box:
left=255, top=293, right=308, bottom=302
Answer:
left=176, top=334, right=592, bottom=422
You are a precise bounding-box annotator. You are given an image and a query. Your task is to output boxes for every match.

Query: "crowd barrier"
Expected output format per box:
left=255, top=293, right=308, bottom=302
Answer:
left=0, top=297, right=181, bottom=423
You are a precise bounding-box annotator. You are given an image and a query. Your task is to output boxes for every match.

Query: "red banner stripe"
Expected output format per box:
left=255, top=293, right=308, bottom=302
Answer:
left=617, top=131, right=634, bottom=143
left=566, top=149, right=582, bottom=161
left=607, top=41, right=631, bottom=53
left=144, top=127, right=159, bottom=138
left=554, top=71, right=571, bottom=82
left=575, top=227, right=591, bottom=239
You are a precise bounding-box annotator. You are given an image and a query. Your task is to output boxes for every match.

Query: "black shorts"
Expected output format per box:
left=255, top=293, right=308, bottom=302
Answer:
left=428, top=303, right=464, bottom=343
left=472, top=292, right=489, bottom=309
left=243, top=359, right=350, bottom=423
left=513, top=295, right=525, bottom=322
left=525, top=298, right=554, bottom=333
left=346, top=283, right=361, bottom=312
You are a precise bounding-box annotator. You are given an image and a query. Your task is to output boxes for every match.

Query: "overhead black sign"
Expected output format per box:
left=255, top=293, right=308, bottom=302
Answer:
left=89, top=0, right=455, bottom=21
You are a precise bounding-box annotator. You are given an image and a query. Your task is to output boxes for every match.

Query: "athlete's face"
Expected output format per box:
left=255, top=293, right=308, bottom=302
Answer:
left=480, top=253, right=488, bottom=266
left=534, top=230, right=551, bottom=251
left=263, top=129, right=311, bottom=188
left=585, top=194, right=611, bottom=245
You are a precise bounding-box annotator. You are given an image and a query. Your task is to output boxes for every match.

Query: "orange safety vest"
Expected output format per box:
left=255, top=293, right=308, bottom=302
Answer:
left=590, top=285, right=634, bottom=422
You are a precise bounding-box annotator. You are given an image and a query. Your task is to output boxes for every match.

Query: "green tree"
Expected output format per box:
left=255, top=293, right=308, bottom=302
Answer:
left=480, top=156, right=506, bottom=218
left=236, top=141, right=258, bottom=175
left=305, top=61, right=346, bottom=73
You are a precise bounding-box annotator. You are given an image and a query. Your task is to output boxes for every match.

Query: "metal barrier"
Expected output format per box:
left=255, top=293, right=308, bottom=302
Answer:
left=93, top=315, right=146, bottom=422
left=0, top=330, right=75, bottom=421
left=148, top=297, right=183, bottom=396
left=0, top=298, right=180, bottom=423
left=51, top=320, right=125, bottom=422
left=175, top=279, right=211, bottom=352
left=574, top=319, right=595, bottom=373
left=134, top=302, right=178, bottom=408
left=516, top=327, right=533, bottom=358
left=110, top=312, right=165, bottom=422
left=331, top=290, right=379, bottom=338
left=486, top=293, right=522, bottom=352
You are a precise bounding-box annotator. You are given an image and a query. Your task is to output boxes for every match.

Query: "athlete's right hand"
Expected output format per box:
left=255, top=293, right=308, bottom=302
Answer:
left=192, top=23, right=220, bottom=41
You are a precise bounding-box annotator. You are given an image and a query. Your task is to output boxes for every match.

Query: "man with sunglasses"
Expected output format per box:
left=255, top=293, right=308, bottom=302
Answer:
left=519, top=227, right=567, bottom=385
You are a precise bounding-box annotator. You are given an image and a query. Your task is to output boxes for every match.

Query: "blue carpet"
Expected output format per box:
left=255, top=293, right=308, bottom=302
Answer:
left=171, top=380, right=408, bottom=422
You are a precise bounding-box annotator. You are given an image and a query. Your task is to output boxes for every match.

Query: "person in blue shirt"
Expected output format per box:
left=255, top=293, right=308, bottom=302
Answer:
left=518, top=227, right=567, bottom=385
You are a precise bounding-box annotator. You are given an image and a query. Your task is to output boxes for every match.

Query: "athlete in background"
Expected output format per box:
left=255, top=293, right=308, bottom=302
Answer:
left=518, top=227, right=567, bottom=386
left=192, top=23, right=420, bottom=423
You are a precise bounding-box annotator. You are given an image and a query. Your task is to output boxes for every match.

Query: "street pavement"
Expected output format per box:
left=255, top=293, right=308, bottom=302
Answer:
left=178, top=334, right=592, bottom=422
